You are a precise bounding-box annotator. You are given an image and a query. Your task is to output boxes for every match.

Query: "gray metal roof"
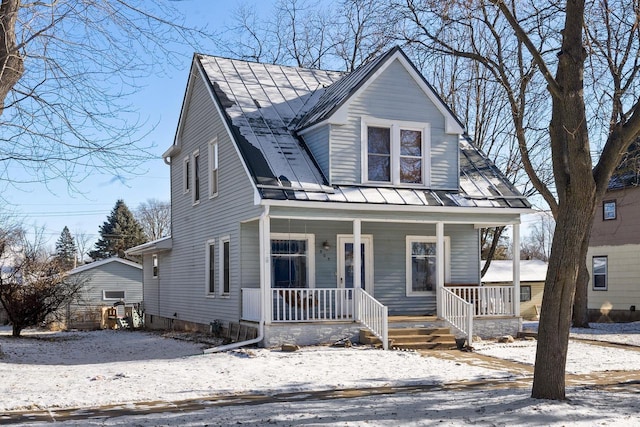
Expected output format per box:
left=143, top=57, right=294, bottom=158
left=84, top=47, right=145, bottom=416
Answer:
left=197, top=49, right=530, bottom=210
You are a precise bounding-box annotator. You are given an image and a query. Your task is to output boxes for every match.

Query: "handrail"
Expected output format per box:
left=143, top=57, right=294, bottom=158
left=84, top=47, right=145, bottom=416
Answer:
left=356, top=288, right=388, bottom=350
left=440, top=287, right=473, bottom=345
left=446, top=285, right=514, bottom=317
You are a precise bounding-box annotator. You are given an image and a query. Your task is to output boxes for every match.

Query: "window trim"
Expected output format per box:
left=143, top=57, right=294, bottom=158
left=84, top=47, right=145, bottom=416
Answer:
left=520, top=285, right=532, bottom=302
left=405, top=235, right=450, bottom=297
left=205, top=239, right=216, bottom=297
left=219, top=236, right=231, bottom=296
left=592, top=255, right=608, bottom=291
left=603, top=200, right=616, bottom=221
left=270, top=232, right=316, bottom=289
left=152, top=254, right=158, bottom=278
left=192, top=149, right=200, bottom=205
left=208, top=138, right=219, bottom=199
left=103, top=290, right=126, bottom=301
left=183, top=156, right=190, bottom=194
left=361, top=117, right=431, bottom=187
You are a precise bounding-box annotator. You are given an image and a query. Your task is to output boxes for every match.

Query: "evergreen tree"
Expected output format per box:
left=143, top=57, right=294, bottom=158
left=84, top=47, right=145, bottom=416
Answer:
left=54, top=226, right=77, bottom=270
left=90, top=200, right=148, bottom=260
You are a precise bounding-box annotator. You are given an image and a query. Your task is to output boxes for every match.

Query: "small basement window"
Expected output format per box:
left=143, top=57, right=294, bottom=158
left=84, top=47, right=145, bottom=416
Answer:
left=103, top=290, right=125, bottom=301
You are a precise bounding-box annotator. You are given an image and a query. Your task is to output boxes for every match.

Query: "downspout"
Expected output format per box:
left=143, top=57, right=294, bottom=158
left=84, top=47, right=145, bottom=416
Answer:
left=203, top=206, right=269, bottom=354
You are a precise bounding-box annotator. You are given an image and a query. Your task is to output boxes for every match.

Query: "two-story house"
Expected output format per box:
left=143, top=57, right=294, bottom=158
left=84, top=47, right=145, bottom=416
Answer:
left=587, top=143, right=640, bottom=322
left=127, top=47, right=531, bottom=349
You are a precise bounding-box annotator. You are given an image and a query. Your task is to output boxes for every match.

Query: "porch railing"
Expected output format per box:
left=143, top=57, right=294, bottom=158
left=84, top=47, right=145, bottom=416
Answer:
left=446, top=286, right=515, bottom=317
left=355, top=288, right=388, bottom=350
left=440, top=287, right=473, bottom=345
left=271, top=288, right=355, bottom=322
left=241, top=288, right=261, bottom=321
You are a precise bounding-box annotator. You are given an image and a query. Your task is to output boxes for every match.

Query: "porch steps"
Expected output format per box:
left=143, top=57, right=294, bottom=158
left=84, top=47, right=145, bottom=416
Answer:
left=359, top=327, right=458, bottom=350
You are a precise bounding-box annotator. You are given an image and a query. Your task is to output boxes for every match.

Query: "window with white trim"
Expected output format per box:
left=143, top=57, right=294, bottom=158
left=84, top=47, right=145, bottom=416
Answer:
left=220, top=237, right=230, bottom=295
left=183, top=156, right=190, bottom=194
left=192, top=150, right=200, bottom=204
left=603, top=200, right=616, bottom=220
left=405, top=236, right=449, bottom=296
left=270, top=233, right=315, bottom=289
left=208, top=139, right=219, bottom=198
left=205, top=240, right=215, bottom=295
left=152, top=254, right=158, bottom=278
left=362, top=118, right=430, bottom=186
left=592, top=256, right=608, bottom=290
left=103, top=290, right=125, bottom=301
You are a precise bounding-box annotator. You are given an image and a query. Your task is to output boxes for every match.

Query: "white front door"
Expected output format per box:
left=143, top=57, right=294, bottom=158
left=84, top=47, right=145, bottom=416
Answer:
left=337, top=235, right=373, bottom=294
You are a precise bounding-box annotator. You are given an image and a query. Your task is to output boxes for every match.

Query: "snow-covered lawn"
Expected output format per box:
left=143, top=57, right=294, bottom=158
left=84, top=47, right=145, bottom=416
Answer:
left=1, top=322, right=639, bottom=426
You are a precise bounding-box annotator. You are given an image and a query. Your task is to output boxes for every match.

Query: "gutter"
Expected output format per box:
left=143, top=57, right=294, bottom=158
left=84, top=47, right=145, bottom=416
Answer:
left=202, top=206, right=269, bottom=354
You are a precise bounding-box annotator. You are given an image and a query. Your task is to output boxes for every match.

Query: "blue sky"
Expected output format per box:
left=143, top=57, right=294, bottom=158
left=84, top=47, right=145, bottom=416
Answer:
left=6, top=0, right=540, bottom=250
left=6, top=0, right=273, bottom=247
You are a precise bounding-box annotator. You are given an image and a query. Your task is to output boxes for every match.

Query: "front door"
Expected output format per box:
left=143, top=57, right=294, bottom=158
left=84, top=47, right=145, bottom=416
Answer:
left=337, top=235, right=373, bottom=294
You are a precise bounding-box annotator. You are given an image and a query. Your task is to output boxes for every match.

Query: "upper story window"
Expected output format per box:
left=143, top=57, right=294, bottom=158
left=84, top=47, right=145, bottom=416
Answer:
left=208, top=139, right=219, bottom=198
left=183, top=157, right=190, bottom=194
left=192, top=150, right=200, bottom=204
left=603, top=200, right=616, bottom=220
left=362, top=117, right=430, bottom=186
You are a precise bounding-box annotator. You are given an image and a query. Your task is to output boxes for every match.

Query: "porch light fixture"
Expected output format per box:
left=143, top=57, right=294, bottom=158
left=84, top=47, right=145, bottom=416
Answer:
left=322, top=241, right=331, bottom=251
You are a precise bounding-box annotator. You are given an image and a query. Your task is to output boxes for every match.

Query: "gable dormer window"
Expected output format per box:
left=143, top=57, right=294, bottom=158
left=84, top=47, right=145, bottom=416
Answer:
left=362, top=117, right=430, bottom=186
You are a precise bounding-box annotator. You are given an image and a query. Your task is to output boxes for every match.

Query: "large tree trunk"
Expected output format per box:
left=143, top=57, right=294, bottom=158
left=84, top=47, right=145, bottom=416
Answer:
left=572, top=234, right=592, bottom=328
left=0, top=0, right=24, bottom=114
left=12, top=322, right=22, bottom=337
left=531, top=0, right=592, bottom=400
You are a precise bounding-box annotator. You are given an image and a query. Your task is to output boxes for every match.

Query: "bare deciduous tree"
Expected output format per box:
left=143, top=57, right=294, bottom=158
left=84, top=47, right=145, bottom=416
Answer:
left=521, top=212, right=555, bottom=262
left=135, top=199, right=171, bottom=241
left=396, top=0, right=640, bottom=400
left=0, top=226, right=87, bottom=337
left=0, top=1, right=214, bottom=192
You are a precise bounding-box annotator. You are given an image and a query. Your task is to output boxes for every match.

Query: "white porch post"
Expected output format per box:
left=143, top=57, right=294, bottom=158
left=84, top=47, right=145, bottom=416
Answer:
left=353, top=219, right=362, bottom=318
left=512, top=223, right=521, bottom=316
left=259, top=207, right=271, bottom=324
left=436, top=221, right=445, bottom=317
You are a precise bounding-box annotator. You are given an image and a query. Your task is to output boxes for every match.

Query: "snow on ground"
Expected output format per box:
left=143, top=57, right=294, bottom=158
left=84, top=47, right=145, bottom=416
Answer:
left=475, top=321, right=640, bottom=374
left=1, top=322, right=639, bottom=426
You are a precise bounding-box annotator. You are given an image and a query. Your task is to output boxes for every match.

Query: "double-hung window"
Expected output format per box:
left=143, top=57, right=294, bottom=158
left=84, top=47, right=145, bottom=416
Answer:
left=208, top=139, right=219, bottom=198
left=192, top=150, right=200, bottom=204
left=221, top=237, right=230, bottom=295
left=205, top=240, right=215, bottom=296
left=363, top=118, right=430, bottom=186
left=183, top=157, right=190, bottom=194
left=152, top=254, right=158, bottom=278
left=592, top=256, right=608, bottom=290
left=271, top=233, right=315, bottom=289
left=406, top=236, right=449, bottom=296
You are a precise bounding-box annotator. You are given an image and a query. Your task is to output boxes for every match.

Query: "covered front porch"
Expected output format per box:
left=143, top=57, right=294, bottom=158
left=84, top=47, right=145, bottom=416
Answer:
left=240, top=206, right=524, bottom=349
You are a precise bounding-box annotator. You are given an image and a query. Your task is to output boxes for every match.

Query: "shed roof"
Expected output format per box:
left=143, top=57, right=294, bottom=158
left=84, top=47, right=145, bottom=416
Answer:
left=68, top=257, right=142, bottom=275
left=191, top=48, right=529, bottom=210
